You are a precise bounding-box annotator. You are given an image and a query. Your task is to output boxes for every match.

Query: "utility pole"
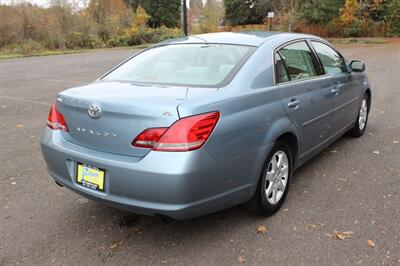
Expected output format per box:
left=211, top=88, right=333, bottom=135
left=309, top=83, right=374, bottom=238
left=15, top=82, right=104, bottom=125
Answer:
left=183, top=0, right=188, bottom=36
left=269, top=0, right=272, bottom=31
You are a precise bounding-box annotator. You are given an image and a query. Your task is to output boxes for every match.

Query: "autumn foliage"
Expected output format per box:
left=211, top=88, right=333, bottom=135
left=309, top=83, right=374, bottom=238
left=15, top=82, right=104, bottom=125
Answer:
left=0, top=0, right=181, bottom=54
left=0, top=0, right=399, bottom=56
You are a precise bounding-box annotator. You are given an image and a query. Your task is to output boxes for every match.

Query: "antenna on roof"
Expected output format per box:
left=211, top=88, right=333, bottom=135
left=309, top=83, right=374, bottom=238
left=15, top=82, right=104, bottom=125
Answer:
left=192, top=35, right=209, bottom=45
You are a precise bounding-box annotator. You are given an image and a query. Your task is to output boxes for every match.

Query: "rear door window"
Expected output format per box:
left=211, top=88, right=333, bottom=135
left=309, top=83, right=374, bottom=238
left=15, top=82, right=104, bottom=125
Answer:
left=275, top=52, right=290, bottom=83
left=277, top=41, right=318, bottom=82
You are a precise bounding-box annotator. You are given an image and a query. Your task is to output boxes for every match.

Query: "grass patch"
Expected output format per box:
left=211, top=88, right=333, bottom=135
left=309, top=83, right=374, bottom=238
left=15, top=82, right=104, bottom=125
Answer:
left=0, top=43, right=152, bottom=60
left=329, top=38, right=389, bottom=45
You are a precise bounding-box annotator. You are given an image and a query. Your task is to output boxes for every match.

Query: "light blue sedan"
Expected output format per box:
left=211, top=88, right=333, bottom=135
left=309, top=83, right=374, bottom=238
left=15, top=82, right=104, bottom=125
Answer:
left=41, top=32, right=371, bottom=219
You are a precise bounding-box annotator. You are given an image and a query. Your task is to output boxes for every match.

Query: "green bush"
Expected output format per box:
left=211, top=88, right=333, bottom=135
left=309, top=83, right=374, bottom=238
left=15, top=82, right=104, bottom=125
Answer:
left=66, top=32, right=103, bottom=49
left=107, top=35, right=129, bottom=47
left=2, top=39, right=46, bottom=54
left=343, top=20, right=362, bottom=37
left=124, top=26, right=181, bottom=46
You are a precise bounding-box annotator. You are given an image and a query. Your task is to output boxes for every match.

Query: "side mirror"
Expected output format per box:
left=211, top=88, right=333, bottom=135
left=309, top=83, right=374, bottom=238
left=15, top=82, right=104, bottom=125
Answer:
left=350, top=60, right=366, bottom=72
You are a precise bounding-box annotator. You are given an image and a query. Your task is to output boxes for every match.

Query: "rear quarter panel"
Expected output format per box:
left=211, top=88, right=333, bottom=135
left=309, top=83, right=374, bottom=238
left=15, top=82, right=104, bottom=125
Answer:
left=178, top=39, right=300, bottom=191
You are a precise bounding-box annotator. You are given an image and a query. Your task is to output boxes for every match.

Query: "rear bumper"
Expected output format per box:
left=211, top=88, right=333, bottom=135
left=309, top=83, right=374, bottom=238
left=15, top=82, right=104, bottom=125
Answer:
left=41, top=129, right=260, bottom=219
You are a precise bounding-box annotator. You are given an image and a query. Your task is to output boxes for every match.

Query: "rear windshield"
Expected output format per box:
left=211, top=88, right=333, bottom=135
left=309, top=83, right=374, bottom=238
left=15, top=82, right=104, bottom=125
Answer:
left=102, top=44, right=255, bottom=87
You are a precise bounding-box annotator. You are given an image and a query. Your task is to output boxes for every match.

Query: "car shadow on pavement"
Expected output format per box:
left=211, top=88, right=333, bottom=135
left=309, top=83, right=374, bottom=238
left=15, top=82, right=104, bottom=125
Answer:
left=45, top=132, right=369, bottom=262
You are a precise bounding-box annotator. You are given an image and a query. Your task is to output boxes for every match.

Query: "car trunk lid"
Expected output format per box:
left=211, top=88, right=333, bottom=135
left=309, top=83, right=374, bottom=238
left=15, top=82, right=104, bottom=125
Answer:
left=57, top=81, right=216, bottom=157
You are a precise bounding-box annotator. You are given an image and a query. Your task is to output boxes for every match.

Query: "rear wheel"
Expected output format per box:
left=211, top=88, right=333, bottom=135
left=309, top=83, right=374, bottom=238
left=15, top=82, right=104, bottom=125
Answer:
left=250, top=141, right=292, bottom=216
left=348, top=94, right=369, bottom=137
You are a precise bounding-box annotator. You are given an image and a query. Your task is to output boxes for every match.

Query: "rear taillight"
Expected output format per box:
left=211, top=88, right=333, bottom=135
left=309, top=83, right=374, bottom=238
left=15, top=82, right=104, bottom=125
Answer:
left=132, top=128, right=168, bottom=148
left=132, top=111, right=220, bottom=152
left=47, top=102, right=69, bottom=131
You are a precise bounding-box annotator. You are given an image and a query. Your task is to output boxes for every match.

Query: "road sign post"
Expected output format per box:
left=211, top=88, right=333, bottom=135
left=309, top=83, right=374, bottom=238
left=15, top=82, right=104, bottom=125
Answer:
left=183, top=0, right=188, bottom=36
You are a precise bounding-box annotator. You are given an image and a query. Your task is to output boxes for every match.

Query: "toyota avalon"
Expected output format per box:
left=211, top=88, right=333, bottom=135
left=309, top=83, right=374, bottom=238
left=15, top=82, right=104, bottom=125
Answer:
left=41, top=32, right=371, bottom=219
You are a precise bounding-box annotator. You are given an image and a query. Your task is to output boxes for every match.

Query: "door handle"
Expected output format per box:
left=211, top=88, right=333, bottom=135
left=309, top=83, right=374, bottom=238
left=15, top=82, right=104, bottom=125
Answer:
left=287, top=99, right=300, bottom=108
left=331, top=87, right=339, bottom=95
left=337, top=83, right=344, bottom=88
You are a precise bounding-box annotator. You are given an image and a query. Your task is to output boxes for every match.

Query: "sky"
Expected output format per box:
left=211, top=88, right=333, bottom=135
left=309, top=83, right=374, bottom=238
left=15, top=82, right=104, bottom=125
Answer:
left=0, top=0, right=88, bottom=7
left=0, top=0, right=206, bottom=7
left=1, top=0, right=51, bottom=6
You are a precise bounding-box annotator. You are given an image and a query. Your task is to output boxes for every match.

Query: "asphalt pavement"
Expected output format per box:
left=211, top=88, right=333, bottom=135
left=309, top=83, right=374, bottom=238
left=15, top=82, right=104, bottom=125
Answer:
left=0, top=44, right=399, bottom=265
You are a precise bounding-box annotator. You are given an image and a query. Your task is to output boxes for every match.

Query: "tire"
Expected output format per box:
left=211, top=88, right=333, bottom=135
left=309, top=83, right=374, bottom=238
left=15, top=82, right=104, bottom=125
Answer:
left=348, top=93, right=369, bottom=138
left=249, top=141, right=292, bottom=216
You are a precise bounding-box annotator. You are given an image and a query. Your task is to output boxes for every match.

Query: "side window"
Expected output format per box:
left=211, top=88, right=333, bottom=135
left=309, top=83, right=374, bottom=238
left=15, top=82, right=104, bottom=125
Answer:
left=278, top=41, right=318, bottom=82
left=275, top=52, right=290, bottom=83
left=311, top=41, right=347, bottom=74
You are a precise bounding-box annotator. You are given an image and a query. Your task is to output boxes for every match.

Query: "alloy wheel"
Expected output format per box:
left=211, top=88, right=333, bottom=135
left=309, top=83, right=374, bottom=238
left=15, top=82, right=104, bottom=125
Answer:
left=265, top=150, right=289, bottom=205
left=359, top=98, right=368, bottom=130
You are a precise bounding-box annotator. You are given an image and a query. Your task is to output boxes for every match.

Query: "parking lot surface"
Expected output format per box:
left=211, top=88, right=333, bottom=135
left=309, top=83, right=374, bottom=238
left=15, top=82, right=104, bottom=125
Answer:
left=1, top=44, right=399, bottom=265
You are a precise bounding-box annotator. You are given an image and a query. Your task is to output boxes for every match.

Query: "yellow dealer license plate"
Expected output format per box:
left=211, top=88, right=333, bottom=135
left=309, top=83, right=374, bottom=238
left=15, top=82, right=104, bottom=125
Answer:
left=76, top=163, right=105, bottom=191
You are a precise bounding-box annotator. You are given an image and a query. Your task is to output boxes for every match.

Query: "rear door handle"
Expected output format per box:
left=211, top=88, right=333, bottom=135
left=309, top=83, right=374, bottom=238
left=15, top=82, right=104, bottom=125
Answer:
left=287, top=99, right=300, bottom=108
left=331, top=87, right=339, bottom=95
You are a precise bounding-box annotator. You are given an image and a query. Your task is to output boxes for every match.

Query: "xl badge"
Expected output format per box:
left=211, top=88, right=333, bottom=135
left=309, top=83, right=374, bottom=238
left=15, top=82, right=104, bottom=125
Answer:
left=88, top=104, right=101, bottom=118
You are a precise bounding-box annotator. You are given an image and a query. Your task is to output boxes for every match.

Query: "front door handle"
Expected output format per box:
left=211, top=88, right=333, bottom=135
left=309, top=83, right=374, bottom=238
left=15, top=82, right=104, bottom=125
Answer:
left=287, top=99, right=300, bottom=108
left=337, top=83, right=344, bottom=89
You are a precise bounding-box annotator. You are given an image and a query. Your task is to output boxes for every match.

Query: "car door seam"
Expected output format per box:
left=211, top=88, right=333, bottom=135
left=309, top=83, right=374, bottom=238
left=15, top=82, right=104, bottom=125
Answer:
left=302, top=108, right=335, bottom=127
left=332, top=96, right=359, bottom=112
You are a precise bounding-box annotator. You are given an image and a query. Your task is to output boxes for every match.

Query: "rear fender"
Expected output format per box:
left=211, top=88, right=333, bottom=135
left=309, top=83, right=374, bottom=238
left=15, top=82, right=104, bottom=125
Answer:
left=260, top=116, right=301, bottom=168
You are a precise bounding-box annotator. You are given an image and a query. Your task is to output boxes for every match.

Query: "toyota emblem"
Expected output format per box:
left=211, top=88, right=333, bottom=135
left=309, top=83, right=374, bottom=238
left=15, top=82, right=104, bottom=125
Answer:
left=88, top=104, right=101, bottom=118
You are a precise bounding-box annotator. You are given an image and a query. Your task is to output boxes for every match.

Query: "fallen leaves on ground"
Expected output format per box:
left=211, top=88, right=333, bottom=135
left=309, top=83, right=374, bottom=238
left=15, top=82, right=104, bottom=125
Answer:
left=132, top=228, right=142, bottom=235
left=373, top=150, right=380, bottom=155
left=327, top=230, right=354, bottom=240
left=305, top=223, right=324, bottom=230
left=393, top=140, right=399, bottom=144
left=256, top=225, right=268, bottom=234
left=367, top=240, right=375, bottom=247
left=16, top=124, right=24, bottom=128
left=304, top=223, right=317, bottom=230
left=238, top=256, right=245, bottom=264
left=110, top=240, right=124, bottom=252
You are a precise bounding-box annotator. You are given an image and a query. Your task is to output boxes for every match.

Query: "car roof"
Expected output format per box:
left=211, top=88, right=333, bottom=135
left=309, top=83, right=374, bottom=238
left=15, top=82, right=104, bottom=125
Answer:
left=157, top=31, right=322, bottom=47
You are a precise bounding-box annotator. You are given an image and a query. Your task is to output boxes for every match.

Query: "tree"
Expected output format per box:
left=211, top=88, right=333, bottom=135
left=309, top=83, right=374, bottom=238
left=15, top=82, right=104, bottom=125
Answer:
left=224, top=0, right=268, bottom=25
left=340, top=0, right=358, bottom=23
left=339, top=0, right=361, bottom=36
left=125, top=0, right=181, bottom=28
left=387, top=0, right=400, bottom=35
left=190, top=0, right=203, bottom=11
left=299, top=0, right=344, bottom=25
left=48, top=1, right=76, bottom=49
left=87, top=0, right=131, bottom=41
left=200, top=0, right=224, bottom=32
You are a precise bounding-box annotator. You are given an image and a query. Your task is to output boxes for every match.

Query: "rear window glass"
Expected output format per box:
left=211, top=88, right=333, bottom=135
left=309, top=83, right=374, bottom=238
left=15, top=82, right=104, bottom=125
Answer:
left=102, top=44, right=255, bottom=87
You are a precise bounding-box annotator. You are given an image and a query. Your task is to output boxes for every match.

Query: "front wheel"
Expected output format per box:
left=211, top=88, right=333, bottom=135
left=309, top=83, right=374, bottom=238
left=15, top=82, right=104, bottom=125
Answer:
left=250, top=141, right=292, bottom=216
left=348, top=94, right=369, bottom=137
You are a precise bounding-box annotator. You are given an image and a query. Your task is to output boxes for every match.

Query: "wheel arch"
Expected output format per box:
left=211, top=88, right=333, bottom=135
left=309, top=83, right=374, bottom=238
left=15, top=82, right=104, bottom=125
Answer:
left=275, top=132, right=299, bottom=168
left=262, top=117, right=301, bottom=169
left=365, top=88, right=372, bottom=113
